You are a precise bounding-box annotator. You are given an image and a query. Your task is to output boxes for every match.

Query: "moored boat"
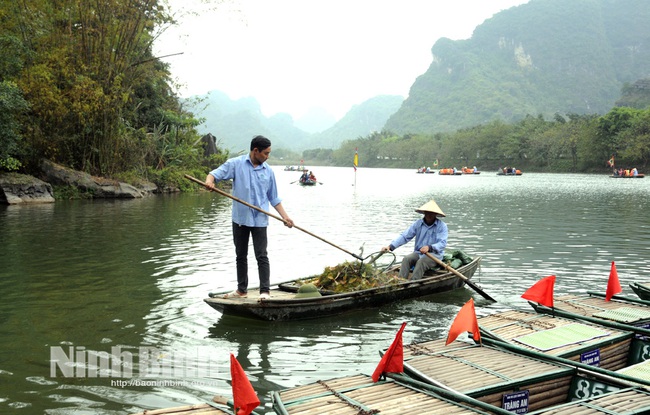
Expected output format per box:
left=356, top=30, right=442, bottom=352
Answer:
left=630, top=282, right=650, bottom=301
left=271, top=373, right=512, bottom=415
left=130, top=396, right=258, bottom=415
left=477, top=308, right=649, bottom=374
left=204, top=256, right=482, bottom=321
left=393, top=337, right=650, bottom=413
left=527, top=291, right=650, bottom=334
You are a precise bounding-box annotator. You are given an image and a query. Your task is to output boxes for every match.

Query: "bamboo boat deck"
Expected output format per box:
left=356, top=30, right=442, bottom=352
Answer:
left=272, top=374, right=505, bottom=414
left=402, top=339, right=575, bottom=412
left=552, top=294, right=650, bottom=325
left=617, top=358, right=650, bottom=383
left=531, top=388, right=650, bottom=414
left=130, top=402, right=232, bottom=415
left=477, top=309, right=633, bottom=370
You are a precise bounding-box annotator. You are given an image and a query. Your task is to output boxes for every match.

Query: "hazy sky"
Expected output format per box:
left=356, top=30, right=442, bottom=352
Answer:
left=154, top=0, right=529, bottom=120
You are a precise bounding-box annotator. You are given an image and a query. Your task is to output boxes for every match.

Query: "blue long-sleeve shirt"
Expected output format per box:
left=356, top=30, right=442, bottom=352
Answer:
left=209, top=154, right=281, bottom=227
left=389, top=218, right=448, bottom=259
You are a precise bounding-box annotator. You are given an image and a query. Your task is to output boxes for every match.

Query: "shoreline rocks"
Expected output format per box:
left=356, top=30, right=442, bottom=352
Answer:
left=0, top=160, right=165, bottom=205
left=0, top=173, right=55, bottom=204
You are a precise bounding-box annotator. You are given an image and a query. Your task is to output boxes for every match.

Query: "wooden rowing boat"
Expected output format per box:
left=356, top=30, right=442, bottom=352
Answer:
left=298, top=178, right=317, bottom=186
left=204, top=257, right=481, bottom=321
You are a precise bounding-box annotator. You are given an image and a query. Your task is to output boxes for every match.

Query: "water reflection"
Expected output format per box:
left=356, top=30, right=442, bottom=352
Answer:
left=1, top=168, right=649, bottom=413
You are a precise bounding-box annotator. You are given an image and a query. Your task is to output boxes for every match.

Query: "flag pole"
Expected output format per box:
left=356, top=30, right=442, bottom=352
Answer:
left=353, top=148, right=359, bottom=187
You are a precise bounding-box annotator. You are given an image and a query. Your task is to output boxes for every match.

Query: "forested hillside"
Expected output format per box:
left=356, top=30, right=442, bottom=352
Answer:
left=385, top=0, right=650, bottom=134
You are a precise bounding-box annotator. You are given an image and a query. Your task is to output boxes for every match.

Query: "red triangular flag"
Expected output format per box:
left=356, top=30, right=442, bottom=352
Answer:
left=372, top=322, right=406, bottom=382
left=521, top=275, right=556, bottom=308
left=230, top=353, right=260, bottom=415
left=606, top=261, right=622, bottom=301
left=446, top=298, right=481, bottom=345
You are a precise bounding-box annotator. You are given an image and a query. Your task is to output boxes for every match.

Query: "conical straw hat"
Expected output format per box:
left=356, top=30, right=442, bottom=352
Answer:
left=415, top=200, right=446, bottom=216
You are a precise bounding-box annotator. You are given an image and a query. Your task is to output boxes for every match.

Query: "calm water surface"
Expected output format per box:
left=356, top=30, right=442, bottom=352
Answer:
left=1, top=167, right=649, bottom=414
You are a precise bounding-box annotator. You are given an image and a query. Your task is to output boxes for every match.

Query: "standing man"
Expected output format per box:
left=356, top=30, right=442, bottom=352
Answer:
left=206, top=135, right=294, bottom=300
left=381, top=200, right=448, bottom=281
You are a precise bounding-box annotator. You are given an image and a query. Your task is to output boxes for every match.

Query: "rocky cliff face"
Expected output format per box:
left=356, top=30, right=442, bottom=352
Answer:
left=384, top=0, right=650, bottom=135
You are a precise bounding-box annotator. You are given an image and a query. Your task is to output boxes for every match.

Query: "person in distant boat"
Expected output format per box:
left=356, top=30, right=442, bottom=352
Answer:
left=380, top=200, right=448, bottom=281
left=308, top=171, right=316, bottom=182
left=633, top=167, right=638, bottom=176
left=205, top=135, right=294, bottom=300
left=300, top=171, right=309, bottom=183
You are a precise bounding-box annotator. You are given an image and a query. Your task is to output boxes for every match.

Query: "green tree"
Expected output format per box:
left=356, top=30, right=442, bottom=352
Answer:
left=0, top=81, right=29, bottom=171
left=618, top=109, right=650, bottom=168
left=595, top=106, right=641, bottom=163
left=3, top=0, right=203, bottom=177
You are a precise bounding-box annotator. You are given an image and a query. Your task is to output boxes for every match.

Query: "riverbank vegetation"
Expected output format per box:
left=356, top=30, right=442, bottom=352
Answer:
left=301, top=107, right=650, bottom=173
left=1, top=2, right=648, bottom=191
left=0, top=0, right=227, bottom=191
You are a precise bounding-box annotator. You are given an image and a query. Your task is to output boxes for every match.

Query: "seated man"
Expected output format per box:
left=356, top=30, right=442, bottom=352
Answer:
left=381, top=200, right=448, bottom=281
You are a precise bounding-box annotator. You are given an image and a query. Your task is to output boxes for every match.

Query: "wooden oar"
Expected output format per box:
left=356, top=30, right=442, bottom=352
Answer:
left=185, top=174, right=363, bottom=260
left=424, top=252, right=496, bottom=302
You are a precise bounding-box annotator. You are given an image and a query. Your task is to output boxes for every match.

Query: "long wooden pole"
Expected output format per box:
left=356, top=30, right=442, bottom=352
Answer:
left=184, top=174, right=363, bottom=260
left=424, top=252, right=496, bottom=302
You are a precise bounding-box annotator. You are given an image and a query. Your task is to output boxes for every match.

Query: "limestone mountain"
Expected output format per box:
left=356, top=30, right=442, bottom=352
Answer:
left=187, top=90, right=308, bottom=153
left=189, top=91, right=401, bottom=152
left=304, top=95, right=404, bottom=149
left=385, top=0, right=650, bottom=134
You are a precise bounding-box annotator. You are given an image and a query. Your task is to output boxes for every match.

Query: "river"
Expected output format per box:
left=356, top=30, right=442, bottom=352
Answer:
left=1, top=166, right=649, bottom=414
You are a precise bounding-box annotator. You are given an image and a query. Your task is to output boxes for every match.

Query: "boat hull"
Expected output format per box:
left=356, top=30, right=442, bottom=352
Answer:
left=630, top=283, right=650, bottom=300
left=204, top=257, right=481, bottom=321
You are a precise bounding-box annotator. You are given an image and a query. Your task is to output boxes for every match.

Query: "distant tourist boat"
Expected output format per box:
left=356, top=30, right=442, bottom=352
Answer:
left=284, top=165, right=307, bottom=171
left=497, top=167, right=522, bottom=175
left=462, top=167, right=481, bottom=174
left=438, top=168, right=462, bottom=175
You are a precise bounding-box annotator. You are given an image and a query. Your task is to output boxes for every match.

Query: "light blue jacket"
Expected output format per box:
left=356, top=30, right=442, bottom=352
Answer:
left=389, top=217, right=448, bottom=259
